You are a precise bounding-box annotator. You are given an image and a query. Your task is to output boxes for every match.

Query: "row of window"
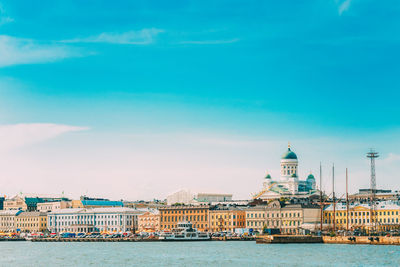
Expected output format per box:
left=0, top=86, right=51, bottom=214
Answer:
left=266, top=212, right=301, bottom=218
left=162, top=209, right=207, bottom=214
left=326, top=217, right=399, bottom=224
left=161, top=215, right=207, bottom=222
left=327, top=211, right=399, bottom=217
left=210, top=221, right=244, bottom=227
left=161, top=223, right=207, bottom=229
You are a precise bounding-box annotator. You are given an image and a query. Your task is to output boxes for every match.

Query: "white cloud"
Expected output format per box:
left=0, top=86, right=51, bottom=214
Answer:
left=179, top=38, right=239, bottom=45
left=62, top=28, right=164, bottom=45
left=381, top=153, right=400, bottom=164
left=0, top=123, right=89, bottom=151
left=0, top=35, right=81, bottom=67
left=336, top=0, right=352, bottom=15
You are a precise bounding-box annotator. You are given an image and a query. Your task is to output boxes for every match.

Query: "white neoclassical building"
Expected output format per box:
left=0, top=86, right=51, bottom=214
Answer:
left=47, top=207, right=146, bottom=233
left=254, top=144, right=317, bottom=200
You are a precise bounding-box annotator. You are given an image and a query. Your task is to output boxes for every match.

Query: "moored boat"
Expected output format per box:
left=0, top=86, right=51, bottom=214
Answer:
left=159, top=220, right=210, bottom=241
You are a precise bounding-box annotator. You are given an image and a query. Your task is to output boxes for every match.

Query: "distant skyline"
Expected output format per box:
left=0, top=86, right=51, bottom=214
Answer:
left=0, top=0, right=399, bottom=200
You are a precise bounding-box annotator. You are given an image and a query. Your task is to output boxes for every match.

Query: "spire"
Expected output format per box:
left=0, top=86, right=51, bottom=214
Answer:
left=288, top=141, right=291, bottom=150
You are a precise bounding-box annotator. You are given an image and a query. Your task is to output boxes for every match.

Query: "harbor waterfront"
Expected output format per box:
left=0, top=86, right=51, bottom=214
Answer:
left=1, top=241, right=399, bottom=267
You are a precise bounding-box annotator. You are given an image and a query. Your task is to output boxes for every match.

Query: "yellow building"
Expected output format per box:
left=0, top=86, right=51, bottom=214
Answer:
left=324, top=202, right=400, bottom=232
left=159, top=205, right=209, bottom=232
left=245, top=206, right=266, bottom=233
left=4, top=196, right=27, bottom=211
left=0, top=210, right=21, bottom=233
left=265, top=200, right=321, bottom=235
left=138, top=210, right=160, bottom=232
left=209, top=208, right=246, bottom=233
left=15, top=212, right=48, bottom=233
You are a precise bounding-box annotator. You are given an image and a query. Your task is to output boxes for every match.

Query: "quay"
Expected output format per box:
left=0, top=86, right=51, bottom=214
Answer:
left=323, top=236, right=400, bottom=245
left=31, top=237, right=255, bottom=242
left=256, top=235, right=400, bottom=245
left=256, top=235, right=323, bottom=244
left=0, top=238, right=26, bottom=242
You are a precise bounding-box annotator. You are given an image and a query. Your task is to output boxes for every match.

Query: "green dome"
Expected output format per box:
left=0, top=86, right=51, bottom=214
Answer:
left=265, top=174, right=272, bottom=179
left=291, top=173, right=297, bottom=178
left=307, top=174, right=315, bottom=180
left=281, top=147, right=298, bottom=160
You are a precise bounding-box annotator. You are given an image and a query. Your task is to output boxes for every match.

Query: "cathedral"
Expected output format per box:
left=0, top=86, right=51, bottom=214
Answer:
left=254, top=144, right=318, bottom=200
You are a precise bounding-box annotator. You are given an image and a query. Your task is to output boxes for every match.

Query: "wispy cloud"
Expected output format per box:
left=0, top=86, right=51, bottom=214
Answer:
left=179, top=38, right=240, bottom=45
left=336, top=0, right=352, bottom=16
left=0, top=3, right=14, bottom=26
left=62, top=28, right=164, bottom=45
left=0, top=35, right=81, bottom=67
left=0, top=123, right=89, bottom=151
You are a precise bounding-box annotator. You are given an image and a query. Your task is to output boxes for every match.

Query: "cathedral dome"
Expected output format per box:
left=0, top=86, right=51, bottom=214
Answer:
left=281, top=147, right=298, bottom=160
left=265, top=174, right=272, bottom=179
left=307, top=174, right=315, bottom=181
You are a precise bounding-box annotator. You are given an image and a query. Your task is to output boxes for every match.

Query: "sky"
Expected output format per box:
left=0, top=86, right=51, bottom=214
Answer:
left=0, top=0, right=399, bottom=201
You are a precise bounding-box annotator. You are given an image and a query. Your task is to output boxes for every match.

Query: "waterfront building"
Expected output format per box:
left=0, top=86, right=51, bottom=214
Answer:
left=349, top=189, right=400, bottom=201
left=324, top=201, right=400, bottom=232
left=195, top=193, right=233, bottom=203
left=159, top=205, right=209, bottom=232
left=4, top=194, right=69, bottom=211
left=208, top=207, right=246, bottom=233
left=166, top=190, right=233, bottom=205
left=123, top=200, right=165, bottom=209
left=37, top=201, right=72, bottom=213
left=166, top=190, right=195, bottom=205
left=0, top=196, right=4, bottom=210
left=265, top=200, right=320, bottom=234
left=47, top=207, right=145, bottom=233
left=245, top=206, right=266, bottom=234
left=15, top=212, right=47, bottom=233
left=0, top=210, right=22, bottom=232
left=71, top=196, right=124, bottom=209
left=137, top=210, right=160, bottom=232
left=254, top=144, right=318, bottom=200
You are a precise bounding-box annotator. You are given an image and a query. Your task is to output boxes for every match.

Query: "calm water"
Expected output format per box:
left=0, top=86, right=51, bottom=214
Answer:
left=0, top=241, right=399, bottom=267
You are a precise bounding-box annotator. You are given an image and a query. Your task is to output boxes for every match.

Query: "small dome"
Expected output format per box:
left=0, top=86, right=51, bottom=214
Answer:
left=281, top=147, right=298, bottom=160
left=291, top=173, right=297, bottom=178
left=307, top=174, right=315, bottom=180
left=265, top=174, right=272, bottom=179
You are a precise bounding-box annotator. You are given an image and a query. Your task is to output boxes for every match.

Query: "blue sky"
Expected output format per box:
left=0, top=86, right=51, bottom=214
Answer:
left=0, top=0, right=399, bottom=200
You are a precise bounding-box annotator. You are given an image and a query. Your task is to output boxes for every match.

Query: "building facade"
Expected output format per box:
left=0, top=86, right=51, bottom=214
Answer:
left=15, top=212, right=47, bottom=233
left=159, top=205, right=209, bottom=232
left=208, top=207, right=246, bottom=233
left=195, top=193, right=233, bottom=203
left=245, top=206, right=266, bottom=233
left=4, top=194, right=69, bottom=211
left=0, top=210, right=21, bottom=232
left=324, top=201, right=400, bottom=232
left=265, top=200, right=320, bottom=234
left=37, top=201, right=71, bottom=213
left=47, top=207, right=145, bottom=233
left=4, top=196, right=28, bottom=211
left=71, top=196, right=123, bottom=209
left=138, top=210, right=160, bottom=232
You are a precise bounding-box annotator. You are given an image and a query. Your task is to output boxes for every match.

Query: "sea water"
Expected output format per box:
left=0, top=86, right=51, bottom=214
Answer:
left=0, top=241, right=399, bottom=266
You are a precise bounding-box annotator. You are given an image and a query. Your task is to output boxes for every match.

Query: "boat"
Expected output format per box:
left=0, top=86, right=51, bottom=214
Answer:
left=159, top=220, right=210, bottom=241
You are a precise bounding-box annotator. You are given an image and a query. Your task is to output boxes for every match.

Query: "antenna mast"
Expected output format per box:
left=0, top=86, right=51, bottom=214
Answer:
left=332, top=164, right=336, bottom=232
left=320, top=162, right=323, bottom=234
left=367, top=149, right=379, bottom=234
left=346, top=168, right=349, bottom=232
